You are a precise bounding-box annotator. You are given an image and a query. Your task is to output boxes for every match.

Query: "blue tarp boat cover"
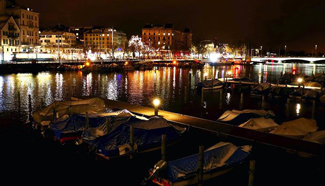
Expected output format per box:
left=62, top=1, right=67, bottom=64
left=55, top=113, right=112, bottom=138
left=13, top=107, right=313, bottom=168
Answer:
left=218, top=109, right=275, bottom=125
left=92, top=116, right=187, bottom=158
left=50, top=109, right=137, bottom=140
left=167, top=142, right=251, bottom=182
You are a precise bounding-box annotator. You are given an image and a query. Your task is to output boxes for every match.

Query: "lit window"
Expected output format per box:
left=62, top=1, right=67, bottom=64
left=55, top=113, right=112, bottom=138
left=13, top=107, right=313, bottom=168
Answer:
left=163, top=33, right=165, bottom=35
left=168, top=33, right=170, bottom=36
left=158, top=41, right=160, bottom=45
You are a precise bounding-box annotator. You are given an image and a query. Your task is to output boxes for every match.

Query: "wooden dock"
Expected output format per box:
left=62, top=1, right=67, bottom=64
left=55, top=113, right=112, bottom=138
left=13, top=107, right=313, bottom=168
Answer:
left=101, top=98, right=325, bottom=158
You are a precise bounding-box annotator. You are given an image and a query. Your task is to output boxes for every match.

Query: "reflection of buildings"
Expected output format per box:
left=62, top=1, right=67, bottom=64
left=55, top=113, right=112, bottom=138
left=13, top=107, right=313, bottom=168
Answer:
left=142, top=23, right=192, bottom=55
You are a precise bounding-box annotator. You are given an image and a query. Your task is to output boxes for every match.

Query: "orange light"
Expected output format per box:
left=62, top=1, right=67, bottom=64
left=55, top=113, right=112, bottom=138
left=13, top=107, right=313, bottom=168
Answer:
left=85, top=62, right=90, bottom=66
left=125, top=61, right=129, bottom=66
left=173, top=60, right=177, bottom=65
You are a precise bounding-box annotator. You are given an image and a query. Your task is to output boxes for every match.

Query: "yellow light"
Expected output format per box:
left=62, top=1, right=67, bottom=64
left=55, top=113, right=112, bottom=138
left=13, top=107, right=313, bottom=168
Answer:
left=204, top=73, right=208, bottom=77
left=85, top=62, right=90, bottom=66
left=153, top=98, right=161, bottom=107
left=173, top=60, right=177, bottom=65
left=125, top=61, right=129, bottom=66
left=297, top=78, right=303, bottom=83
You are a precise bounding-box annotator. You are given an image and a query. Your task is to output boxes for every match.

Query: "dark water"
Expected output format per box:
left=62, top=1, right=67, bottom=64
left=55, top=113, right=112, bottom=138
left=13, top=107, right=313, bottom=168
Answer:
left=0, top=63, right=325, bottom=185
left=0, top=63, right=325, bottom=126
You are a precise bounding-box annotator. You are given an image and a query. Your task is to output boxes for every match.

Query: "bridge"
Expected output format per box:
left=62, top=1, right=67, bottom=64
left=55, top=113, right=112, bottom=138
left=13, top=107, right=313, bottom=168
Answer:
left=251, top=57, right=325, bottom=63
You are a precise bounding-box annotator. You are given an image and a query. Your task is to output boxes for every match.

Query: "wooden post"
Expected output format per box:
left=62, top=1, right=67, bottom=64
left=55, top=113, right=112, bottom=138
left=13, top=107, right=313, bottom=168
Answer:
left=262, top=94, right=265, bottom=110
left=184, top=85, right=187, bottom=103
left=312, top=100, right=316, bottom=119
left=201, top=87, right=204, bottom=106
left=198, top=146, right=204, bottom=186
left=248, top=159, right=256, bottom=186
left=17, top=91, right=21, bottom=114
left=219, top=90, right=223, bottom=109
left=161, top=134, right=166, bottom=161
left=240, top=92, right=244, bottom=110
left=106, top=117, right=110, bottom=134
left=286, top=98, right=290, bottom=118
left=53, top=106, right=57, bottom=120
left=130, top=125, right=134, bottom=159
left=85, top=111, right=89, bottom=128
left=40, top=98, right=44, bottom=109
left=28, top=95, right=32, bottom=123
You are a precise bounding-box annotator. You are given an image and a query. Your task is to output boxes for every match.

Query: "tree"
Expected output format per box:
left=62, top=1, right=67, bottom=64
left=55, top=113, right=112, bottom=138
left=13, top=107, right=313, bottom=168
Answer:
left=128, top=35, right=144, bottom=59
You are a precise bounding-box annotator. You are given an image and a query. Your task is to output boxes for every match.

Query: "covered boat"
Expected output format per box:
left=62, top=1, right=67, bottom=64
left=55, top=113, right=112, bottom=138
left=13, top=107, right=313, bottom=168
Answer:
left=270, top=118, right=318, bottom=139
left=238, top=118, right=279, bottom=132
left=50, top=109, right=134, bottom=143
left=32, top=98, right=106, bottom=125
left=197, top=79, right=224, bottom=90
left=92, top=116, right=187, bottom=159
left=251, top=83, right=271, bottom=97
left=146, top=142, right=251, bottom=186
left=303, top=130, right=325, bottom=144
left=217, top=109, right=276, bottom=125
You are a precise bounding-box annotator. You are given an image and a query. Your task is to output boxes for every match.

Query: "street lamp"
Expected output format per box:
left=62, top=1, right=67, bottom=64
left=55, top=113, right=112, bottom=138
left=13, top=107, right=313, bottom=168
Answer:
left=284, top=45, right=287, bottom=56
left=315, top=45, right=317, bottom=57
left=297, top=77, right=303, bottom=88
left=153, top=98, right=161, bottom=116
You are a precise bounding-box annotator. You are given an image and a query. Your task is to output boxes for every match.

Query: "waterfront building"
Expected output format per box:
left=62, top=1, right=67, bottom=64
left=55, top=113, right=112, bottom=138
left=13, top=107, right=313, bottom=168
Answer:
left=84, top=27, right=127, bottom=57
left=40, top=24, right=83, bottom=60
left=0, top=15, right=20, bottom=61
left=142, top=23, right=192, bottom=57
left=2, top=0, right=40, bottom=51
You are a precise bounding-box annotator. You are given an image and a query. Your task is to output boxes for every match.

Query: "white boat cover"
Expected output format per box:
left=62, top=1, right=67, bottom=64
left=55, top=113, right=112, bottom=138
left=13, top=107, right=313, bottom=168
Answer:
left=218, top=109, right=275, bottom=122
left=270, top=118, right=318, bottom=138
left=303, top=130, right=325, bottom=144
left=304, top=81, right=322, bottom=88
left=238, top=118, right=279, bottom=132
left=32, top=98, right=106, bottom=123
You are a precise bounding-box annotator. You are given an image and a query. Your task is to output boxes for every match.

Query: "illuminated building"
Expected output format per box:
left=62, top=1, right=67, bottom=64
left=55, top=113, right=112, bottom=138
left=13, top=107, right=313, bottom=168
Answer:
left=1, top=0, right=40, bottom=52
left=0, top=16, right=20, bottom=61
left=142, top=23, right=192, bottom=55
left=84, top=27, right=127, bottom=54
left=40, top=24, right=83, bottom=60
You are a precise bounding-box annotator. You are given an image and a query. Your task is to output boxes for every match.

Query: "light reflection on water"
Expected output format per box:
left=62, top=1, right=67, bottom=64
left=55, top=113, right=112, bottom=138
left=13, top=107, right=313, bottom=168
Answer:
left=0, top=63, right=324, bottom=127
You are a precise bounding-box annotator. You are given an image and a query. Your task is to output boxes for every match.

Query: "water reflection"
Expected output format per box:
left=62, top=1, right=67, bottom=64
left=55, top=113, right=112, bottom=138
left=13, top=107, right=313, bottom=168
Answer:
left=0, top=63, right=324, bottom=127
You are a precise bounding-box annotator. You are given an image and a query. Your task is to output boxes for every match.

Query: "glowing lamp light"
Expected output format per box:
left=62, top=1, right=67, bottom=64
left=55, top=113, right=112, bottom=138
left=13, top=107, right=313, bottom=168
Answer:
left=172, top=60, right=177, bottom=65
left=125, top=61, right=129, bottom=66
left=85, top=62, right=90, bottom=67
left=209, top=52, right=221, bottom=62
left=297, top=78, right=303, bottom=84
left=153, top=98, right=161, bottom=116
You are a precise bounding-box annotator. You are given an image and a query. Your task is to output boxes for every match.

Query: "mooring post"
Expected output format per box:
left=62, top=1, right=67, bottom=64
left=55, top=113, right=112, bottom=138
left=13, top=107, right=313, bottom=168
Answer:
left=85, top=111, right=89, bottom=128
left=240, top=92, right=244, bottom=110
left=130, top=124, right=134, bottom=159
left=312, top=100, right=316, bottom=120
left=219, top=90, right=223, bottom=109
left=28, top=95, right=32, bottom=124
left=106, top=117, right=110, bottom=134
left=248, top=159, right=256, bottom=186
left=198, top=145, right=204, bottom=186
left=53, top=106, right=57, bottom=120
left=40, top=98, right=44, bottom=109
left=201, top=87, right=204, bottom=106
left=161, top=134, right=166, bottom=161
left=286, top=98, right=290, bottom=118
left=262, top=94, right=265, bottom=110
left=184, top=85, right=187, bottom=103
left=17, top=91, right=21, bottom=114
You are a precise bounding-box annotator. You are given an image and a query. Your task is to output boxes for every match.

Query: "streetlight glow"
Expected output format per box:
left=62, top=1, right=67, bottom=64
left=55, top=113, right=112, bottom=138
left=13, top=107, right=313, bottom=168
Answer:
left=153, top=98, right=161, bottom=116
left=297, top=77, right=303, bottom=84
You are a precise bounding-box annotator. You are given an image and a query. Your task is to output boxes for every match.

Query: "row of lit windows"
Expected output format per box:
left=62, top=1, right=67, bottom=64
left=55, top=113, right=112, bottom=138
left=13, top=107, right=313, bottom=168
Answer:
left=22, top=13, right=38, bottom=21
left=21, top=30, right=38, bottom=37
left=85, top=34, right=110, bottom=37
left=143, top=32, right=174, bottom=36
left=85, top=37, right=110, bottom=41
left=3, top=39, right=19, bottom=45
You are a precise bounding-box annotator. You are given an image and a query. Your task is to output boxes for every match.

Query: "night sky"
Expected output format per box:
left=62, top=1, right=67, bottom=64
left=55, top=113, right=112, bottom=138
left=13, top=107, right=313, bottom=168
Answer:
left=16, top=0, right=325, bottom=53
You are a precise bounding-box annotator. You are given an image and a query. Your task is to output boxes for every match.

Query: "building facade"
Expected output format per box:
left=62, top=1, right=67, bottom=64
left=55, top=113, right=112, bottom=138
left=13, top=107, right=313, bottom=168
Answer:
left=142, top=23, right=192, bottom=54
left=40, top=25, right=83, bottom=60
left=4, top=0, right=40, bottom=51
left=84, top=27, right=127, bottom=54
left=0, top=15, right=20, bottom=61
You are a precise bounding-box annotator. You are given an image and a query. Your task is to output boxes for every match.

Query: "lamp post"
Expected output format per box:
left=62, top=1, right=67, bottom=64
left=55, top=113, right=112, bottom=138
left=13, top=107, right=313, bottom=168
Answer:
left=153, top=98, right=161, bottom=116
left=260, top=46, right=263, bottom=57
left=284, top=45, right=287, bottom=56
left=315, top=45, right=317, bottom=57
left=297, top=77, right=303, bottom=88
